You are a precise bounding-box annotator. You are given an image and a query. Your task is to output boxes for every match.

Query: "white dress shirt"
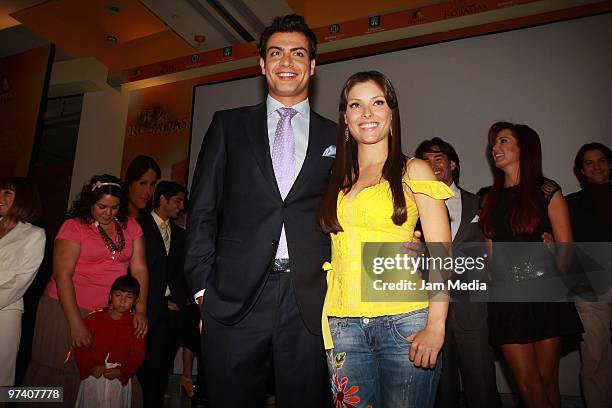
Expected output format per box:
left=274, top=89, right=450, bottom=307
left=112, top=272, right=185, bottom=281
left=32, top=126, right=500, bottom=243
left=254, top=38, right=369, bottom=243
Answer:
left=151, top=210, right=171, bottom=254
left=151, top=211, right=172, bottom=296
left=267, top=95, right=310, bottom=260
left=445, top=182, right=462, bottom=241
left=266, top=95, right=310, bottom=176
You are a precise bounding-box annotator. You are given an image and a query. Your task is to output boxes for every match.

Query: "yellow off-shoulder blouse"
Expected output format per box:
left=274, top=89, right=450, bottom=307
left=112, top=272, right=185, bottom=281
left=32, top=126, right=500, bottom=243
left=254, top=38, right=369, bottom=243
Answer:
left=322, top=178, right=453, bottom=349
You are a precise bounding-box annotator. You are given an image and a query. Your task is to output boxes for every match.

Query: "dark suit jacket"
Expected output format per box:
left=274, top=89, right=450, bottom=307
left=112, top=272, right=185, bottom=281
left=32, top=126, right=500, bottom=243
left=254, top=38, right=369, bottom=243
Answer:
left=185, top=101, right=337, bottom=334
left=450, top=188, right=489, bottom=326
left=453, top=189, right=483, bottom=245
left=566, top=188, right=612, bottom=242
left=139, top=212, right=188, bottom=326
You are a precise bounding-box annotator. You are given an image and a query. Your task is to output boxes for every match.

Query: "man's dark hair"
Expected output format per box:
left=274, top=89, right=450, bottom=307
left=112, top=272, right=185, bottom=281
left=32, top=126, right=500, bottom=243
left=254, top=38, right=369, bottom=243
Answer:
left=110, top=275, right=140, bottom=297
left=258, top=14, right=317, bottom=60
left=415, top=137, right=461, bottom=184
left=153, top=181, right=188, bottom=209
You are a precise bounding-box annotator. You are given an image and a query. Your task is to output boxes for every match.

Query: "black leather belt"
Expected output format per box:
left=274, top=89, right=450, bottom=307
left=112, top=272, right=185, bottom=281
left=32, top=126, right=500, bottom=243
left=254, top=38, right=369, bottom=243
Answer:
left=271, top=258, right=290, bottom=273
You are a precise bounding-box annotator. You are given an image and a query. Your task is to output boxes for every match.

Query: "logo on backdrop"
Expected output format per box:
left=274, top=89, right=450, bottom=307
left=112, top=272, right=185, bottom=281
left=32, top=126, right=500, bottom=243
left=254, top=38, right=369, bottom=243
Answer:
left=128, top=106, right=188, bottom=137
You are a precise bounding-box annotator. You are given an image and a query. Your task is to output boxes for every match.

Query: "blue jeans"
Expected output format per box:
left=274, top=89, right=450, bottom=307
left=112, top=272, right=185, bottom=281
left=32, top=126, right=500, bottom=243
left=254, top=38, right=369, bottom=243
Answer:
left=326, top=309, right=441, bottom=408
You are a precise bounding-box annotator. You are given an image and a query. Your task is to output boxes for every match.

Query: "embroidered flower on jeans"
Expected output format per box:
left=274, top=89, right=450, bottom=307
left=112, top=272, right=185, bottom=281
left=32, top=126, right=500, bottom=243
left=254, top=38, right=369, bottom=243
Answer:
left=334, top=352, right=346, bottom=370
left=331, top=374, right=360, bottom=408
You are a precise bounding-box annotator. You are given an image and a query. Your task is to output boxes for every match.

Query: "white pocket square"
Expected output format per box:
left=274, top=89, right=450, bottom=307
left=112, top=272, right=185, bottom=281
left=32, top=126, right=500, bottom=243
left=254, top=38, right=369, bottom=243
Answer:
left=471, top=214, right=479, bottom=223
left=322, top=145, right=336, bottom=158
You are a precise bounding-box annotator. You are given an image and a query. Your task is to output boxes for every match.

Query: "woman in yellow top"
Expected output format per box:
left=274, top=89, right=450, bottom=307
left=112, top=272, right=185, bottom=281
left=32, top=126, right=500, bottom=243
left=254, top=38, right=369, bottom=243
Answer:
left=317, top=71, right=453, bottom=408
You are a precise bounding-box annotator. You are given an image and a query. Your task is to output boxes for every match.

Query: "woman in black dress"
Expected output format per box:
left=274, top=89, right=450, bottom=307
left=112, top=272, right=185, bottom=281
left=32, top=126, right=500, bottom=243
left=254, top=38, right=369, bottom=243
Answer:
left=479, top=122, right=583, bottom=408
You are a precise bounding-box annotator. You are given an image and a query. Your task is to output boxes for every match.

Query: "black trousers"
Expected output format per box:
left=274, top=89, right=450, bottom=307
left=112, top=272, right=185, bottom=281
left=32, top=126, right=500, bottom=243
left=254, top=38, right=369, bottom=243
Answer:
left=435, top=302, right=501, bottom=408
left=138, top=309, right=181, bottom=408
left=203, top=272, right=330, bottom=408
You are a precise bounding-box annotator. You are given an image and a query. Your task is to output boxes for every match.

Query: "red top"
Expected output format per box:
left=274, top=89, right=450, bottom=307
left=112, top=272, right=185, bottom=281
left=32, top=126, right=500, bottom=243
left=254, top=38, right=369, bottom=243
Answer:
left=45, top=217, right=143, bottom=310
left=73, top=310, right=145, bottom=386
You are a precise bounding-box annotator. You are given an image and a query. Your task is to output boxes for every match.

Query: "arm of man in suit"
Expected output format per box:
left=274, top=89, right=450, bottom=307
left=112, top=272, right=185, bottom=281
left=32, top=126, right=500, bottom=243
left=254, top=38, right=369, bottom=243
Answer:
left=185, top=111, right=226, bottom=306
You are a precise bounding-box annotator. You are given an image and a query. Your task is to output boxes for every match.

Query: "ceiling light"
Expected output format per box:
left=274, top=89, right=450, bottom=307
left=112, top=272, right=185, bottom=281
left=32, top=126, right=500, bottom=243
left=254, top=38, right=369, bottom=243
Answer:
left=108, top=4, right=121, bottom=14
left=106, top=35, right=118, bottom=44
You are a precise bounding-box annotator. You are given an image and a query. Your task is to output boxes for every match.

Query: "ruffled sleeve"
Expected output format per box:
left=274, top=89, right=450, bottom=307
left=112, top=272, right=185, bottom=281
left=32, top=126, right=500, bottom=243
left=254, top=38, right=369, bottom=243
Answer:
left=404, top=179, right=454, bottom=200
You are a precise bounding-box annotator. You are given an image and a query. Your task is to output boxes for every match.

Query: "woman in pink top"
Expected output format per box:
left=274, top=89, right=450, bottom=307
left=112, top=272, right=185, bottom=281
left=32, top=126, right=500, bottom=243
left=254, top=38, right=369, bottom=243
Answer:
left=24, top=174, right=149, bottom=406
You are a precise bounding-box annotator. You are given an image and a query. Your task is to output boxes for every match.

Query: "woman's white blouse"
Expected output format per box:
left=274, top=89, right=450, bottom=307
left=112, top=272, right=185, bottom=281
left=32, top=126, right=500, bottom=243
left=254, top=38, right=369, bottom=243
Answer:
left=0, top=222, right=45, bottom=311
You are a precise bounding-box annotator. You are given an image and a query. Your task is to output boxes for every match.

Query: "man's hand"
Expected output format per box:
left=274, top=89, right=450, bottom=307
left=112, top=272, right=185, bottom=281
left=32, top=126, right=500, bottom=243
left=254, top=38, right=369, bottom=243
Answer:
left=90, top=365, right=105, bottom=378
left=402, top=230, right=425, bottom=255
left=103, top=367, right=121, bottom=380
left=167, top=301, right=179, bottom=311
left=542, top=232, right=555, bottom=254
left=542, top=232, right=554, bottom=244
left=401, top=230, right=426, bottom=279
left=196, top=296, right=204, bottom=334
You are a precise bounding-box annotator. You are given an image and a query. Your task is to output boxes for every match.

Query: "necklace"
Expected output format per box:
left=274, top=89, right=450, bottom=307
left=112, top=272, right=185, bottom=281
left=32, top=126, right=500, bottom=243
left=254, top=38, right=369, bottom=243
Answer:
left=95, top=220, right=125, bottom=260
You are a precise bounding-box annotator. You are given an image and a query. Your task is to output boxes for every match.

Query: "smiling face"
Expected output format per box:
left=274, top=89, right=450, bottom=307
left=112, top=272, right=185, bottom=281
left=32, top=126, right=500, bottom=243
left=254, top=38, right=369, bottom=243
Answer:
left=0, top=188, right=15, bottom=218
left=582, top=149, right=610, bottom=184
left=422, top=149, right=456, bottom=186
left=128, top=169, right=158, bottom=210
left=260, top=31, right=315, bottom=106
left=91, top=194, right=120, bottom=226
left=491, top=129, right=521, bottom=170
left=344, top=80, right=393, bottom=147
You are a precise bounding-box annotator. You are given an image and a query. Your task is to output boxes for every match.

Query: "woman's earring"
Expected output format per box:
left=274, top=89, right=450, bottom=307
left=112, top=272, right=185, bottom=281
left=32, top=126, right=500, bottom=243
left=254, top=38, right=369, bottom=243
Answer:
left=344, top=126, right=349, bottom=142
left=390, top=126, right=393, bottom=137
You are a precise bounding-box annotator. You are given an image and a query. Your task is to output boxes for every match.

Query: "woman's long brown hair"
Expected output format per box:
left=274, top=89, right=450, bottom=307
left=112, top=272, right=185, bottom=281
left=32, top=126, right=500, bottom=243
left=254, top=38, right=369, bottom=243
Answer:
left=479, top=122, right=543, bottom=238
left=317, top=71, right=407, bottom=234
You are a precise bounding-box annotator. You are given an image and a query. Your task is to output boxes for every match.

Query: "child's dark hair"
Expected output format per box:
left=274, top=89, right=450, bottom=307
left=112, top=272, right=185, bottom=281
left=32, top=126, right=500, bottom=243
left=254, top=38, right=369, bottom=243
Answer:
left=110, top=275, right=140, bottom=297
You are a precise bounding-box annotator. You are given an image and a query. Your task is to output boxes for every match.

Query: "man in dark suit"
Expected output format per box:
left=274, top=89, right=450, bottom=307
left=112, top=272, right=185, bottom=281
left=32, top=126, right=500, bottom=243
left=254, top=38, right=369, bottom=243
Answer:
left=137, top=181, right=188, bottom=407
left=185, top=15, right=336, bottom=408
left=416, top=138, right=500, bottom=408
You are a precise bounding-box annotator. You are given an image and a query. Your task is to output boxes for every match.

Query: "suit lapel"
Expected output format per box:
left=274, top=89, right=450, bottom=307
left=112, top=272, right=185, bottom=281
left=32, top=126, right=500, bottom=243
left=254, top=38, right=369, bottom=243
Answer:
left=244, top=102, right=281, bottom=199
left=146, top=213, right=168, bottom=258
left=286, top=112, right=326, bottom=201
left=454, top=189, right=469, bottom=244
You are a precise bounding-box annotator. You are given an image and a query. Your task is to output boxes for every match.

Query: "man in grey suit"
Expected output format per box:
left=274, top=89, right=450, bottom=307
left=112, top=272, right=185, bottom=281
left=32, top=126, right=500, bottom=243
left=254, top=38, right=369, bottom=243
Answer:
left=416, top=138, right=500, bottom=408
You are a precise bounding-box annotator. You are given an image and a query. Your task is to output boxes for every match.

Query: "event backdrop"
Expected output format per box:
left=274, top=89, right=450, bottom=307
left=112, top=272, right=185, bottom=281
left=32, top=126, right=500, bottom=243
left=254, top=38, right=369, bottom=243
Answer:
left=121, top=80, right=192, bottom=186
left=0, top=45, right=53, bottom=177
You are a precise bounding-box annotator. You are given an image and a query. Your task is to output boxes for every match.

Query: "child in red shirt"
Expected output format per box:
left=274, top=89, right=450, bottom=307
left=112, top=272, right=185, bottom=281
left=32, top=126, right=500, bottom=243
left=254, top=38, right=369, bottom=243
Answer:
left=74, top=275, right=145, bottom=407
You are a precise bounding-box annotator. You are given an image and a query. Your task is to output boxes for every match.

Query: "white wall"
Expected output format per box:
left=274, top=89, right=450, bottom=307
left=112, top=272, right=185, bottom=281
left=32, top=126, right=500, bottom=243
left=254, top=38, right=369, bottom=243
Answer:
left=191, top=13, right=612, bottom=195
left=69, top=86, right=123, bottom=200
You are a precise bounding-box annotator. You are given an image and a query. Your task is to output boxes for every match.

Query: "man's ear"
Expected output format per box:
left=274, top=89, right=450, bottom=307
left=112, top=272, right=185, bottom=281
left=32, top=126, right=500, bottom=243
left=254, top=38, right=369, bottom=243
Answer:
left=309, top=58, right=316, bottom=76
left=159, top=194, right=168, bottom=207
left=260, top=57, right=266, bottom=75
left=450, top=160, right=457, bottom=171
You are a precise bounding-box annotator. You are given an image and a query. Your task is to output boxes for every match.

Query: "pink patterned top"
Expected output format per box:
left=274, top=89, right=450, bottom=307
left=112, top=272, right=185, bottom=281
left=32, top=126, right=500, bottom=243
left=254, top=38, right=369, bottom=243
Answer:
left=45, top=217, right=143, bottom=311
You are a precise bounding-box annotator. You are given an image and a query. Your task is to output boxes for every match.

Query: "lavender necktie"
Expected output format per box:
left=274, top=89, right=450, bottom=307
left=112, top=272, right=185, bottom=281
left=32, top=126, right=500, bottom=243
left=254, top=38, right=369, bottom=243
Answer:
left=272, top=107, right=298, bottom=259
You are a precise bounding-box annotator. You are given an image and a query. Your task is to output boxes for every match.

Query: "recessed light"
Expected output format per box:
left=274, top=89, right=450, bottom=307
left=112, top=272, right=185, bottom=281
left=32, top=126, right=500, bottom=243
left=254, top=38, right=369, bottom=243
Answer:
left=108, top=4, right=121, bottom=14
left=106, top=35, right=118, bottom=44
